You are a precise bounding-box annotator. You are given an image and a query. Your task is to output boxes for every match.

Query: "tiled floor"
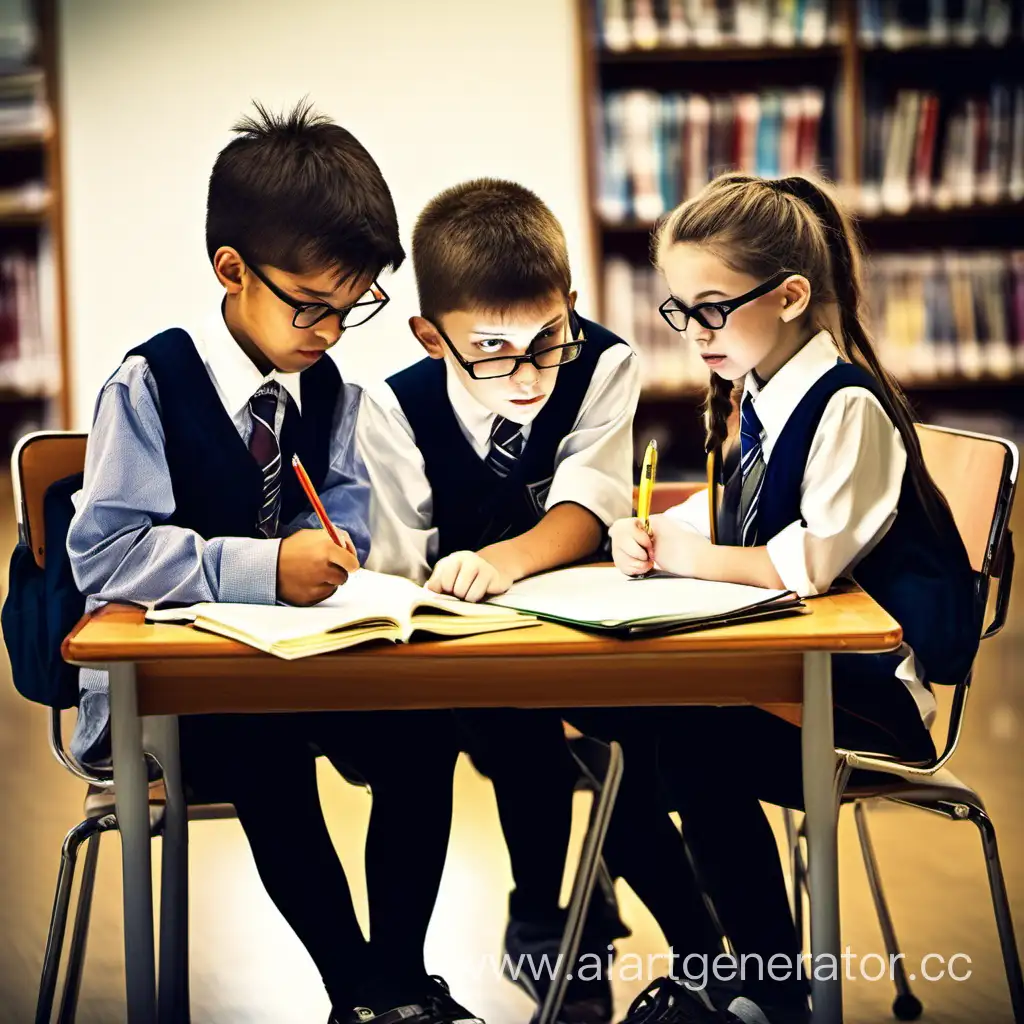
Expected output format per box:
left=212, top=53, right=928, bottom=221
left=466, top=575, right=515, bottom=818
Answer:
left=0, top=475, right=1020, bottom=1023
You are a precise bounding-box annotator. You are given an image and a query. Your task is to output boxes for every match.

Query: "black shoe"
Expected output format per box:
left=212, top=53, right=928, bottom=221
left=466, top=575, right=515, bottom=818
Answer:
left=329, top=976, right=484, bottom=1024
left=330, top=1005, right=430, bottom=1024
left=504, top=914, right=614, bottom=1024
left=421, top=975, right=485, bottom=1024
left=616, top=978, right=741, bottom=1024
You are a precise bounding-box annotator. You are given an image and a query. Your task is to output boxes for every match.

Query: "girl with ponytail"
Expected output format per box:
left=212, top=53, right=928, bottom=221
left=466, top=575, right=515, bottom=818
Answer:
left=605, top=174, right=979, bottom=1024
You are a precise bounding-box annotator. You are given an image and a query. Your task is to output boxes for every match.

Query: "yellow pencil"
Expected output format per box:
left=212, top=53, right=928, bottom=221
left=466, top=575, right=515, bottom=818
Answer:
left=637, top=439, right=658, bottom=532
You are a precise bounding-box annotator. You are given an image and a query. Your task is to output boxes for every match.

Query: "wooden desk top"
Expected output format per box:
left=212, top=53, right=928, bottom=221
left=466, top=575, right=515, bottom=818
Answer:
left=64, top=587, right=901, bottom=717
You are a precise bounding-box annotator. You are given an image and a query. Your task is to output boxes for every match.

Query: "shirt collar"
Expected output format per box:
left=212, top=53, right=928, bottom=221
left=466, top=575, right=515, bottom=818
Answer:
left=743, top=329, right=841, bottom=459
left=444, top=359, right=502, bottom=450
left=194, top=306, right=304, bottom=418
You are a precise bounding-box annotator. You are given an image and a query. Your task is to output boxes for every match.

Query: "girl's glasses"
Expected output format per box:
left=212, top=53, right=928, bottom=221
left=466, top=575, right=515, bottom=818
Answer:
left=432, top=310, right=585, bottom=380
left=659, top=270, right=795, bottom=332
left=243, top=257, right=389, bottom=330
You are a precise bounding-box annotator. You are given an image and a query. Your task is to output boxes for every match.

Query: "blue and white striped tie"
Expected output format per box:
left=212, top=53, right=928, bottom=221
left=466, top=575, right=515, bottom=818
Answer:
left=738, top=393, right=765, bottom=546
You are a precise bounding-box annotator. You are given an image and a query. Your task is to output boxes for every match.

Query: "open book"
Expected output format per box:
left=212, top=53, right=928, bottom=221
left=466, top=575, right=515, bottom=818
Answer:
left=145, top=569, right=538, bottom=659
left=489, top=565, right=803, bottom=637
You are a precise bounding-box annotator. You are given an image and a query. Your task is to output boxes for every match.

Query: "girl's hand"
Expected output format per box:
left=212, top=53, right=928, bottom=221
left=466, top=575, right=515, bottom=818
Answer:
left=610, top=517, right=655, bottom=577
left=648, top=515, right=712, bottom=578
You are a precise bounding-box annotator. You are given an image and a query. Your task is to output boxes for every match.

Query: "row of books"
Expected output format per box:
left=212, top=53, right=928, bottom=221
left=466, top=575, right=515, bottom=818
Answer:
left=866, top=250, right=1024, bottom=380
left=596, top=0, right=841, bottom=51
left=858, top=0, right=1021, bottom=49
left=603, top=250, right=1024, bottom=392
left=0, top=248, right=59, bottom=396
left=598, top=87, right=829, bottom=224
left=860, top=85, right=1024, bottom=214
left=0, top=68, right=50, bottom=139
left=594, top=0, right=1022, bottom=52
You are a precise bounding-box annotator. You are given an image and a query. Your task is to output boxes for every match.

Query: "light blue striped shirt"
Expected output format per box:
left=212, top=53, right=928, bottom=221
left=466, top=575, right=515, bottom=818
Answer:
left=67, top=311, right=371, bottom=763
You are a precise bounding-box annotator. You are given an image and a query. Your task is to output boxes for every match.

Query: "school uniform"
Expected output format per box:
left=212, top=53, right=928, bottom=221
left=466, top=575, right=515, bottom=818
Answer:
left=67, top=309, right=460, bottom=1012
left=355, top=316, right=640, bottom=990
left=616, top=329, right=979, bottom=1021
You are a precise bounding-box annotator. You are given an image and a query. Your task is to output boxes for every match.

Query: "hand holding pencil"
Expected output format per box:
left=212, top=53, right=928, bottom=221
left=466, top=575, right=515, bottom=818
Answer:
left=275, top=455, right=359, bottom=605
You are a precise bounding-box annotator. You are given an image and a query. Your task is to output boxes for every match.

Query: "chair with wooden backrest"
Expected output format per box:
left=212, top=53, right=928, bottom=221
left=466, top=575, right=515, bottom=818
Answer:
left=779, top=423, right=1022, bottom=1022
left=10, top=431, right=237, bottom=1024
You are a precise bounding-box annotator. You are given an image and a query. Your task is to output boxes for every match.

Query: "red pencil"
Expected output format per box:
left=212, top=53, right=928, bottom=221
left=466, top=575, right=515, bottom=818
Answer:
left=290, top=454, right=352, bottom=552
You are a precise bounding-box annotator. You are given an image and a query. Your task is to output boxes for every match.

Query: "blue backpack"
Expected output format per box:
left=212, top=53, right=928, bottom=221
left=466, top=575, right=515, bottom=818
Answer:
left=2, top=472, right=85, bottom=709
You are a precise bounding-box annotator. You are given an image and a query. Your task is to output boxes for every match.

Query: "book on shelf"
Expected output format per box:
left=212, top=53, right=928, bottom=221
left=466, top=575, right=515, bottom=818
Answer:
left=0, top=68, right=49, bottom=139
left=0, top=244, right=60, bottom=397
left=858, top=0, right=1020, bottom=49
left=598, top=86, right=829, bottom=223
left=146, top=569, right=539, bottom=660
left=604, top=249, right=1024, bottom=394
left=859, top=83, right=1024, bottom=214
left=595, top=0, right=841, bottom=51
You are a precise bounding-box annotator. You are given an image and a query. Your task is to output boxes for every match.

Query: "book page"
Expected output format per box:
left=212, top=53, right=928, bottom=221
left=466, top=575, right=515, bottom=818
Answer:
left=490, top=565, right=792, bottom=628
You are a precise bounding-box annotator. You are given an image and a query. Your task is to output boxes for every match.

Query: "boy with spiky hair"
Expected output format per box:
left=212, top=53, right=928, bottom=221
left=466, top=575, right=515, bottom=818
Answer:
left=69, top=102, right=479, bottom=1024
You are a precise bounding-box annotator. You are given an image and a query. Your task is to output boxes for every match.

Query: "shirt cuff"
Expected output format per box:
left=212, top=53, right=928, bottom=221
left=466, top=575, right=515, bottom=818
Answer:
left=545, top=464, right=632, bottom=527
left=765, top=520, right=821, bottom=598
left=217, top=537, right=280, bottom=604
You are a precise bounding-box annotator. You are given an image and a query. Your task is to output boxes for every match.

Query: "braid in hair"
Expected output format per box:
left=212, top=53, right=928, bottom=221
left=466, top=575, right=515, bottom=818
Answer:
left=702, top=374, right=736, bottom=454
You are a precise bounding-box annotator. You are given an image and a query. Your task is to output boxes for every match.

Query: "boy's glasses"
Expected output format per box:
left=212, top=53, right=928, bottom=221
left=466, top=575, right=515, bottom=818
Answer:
left=243, top=257, right=389, bottom=330
left=658, top=270, right=795, bottom=333
left=432, top=310, right=586, bottom=380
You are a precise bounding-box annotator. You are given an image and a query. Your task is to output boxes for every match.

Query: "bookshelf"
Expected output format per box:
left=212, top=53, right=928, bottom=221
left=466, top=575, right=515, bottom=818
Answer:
left=0, top=0, right=70, bottom=452
left=578, top=1, right=1024, bottom=476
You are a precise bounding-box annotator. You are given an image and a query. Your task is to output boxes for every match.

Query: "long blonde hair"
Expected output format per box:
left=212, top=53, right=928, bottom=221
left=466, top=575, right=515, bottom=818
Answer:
left=654, top=172, right=948, bottom=526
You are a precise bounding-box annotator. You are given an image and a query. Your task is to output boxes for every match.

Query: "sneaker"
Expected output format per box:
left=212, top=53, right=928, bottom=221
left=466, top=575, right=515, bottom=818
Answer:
left=504, top=914, right=613, bottom=1024
left=616, top=977, right=741, bottom=1024
left=421, top=975, right=485, bottom=1024
left=330, top=1005, right=429, bottom=1024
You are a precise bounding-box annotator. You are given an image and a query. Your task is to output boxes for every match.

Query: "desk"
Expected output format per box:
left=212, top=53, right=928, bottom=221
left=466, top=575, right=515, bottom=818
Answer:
left=65, top=586, right=902, bottom=1024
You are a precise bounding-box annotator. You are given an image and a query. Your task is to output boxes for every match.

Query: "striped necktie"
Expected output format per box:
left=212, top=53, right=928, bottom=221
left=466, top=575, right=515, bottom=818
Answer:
left=738, top=392, right=766, bottom=546
left=248, top=381, right=283, bottom=538
left=486, top=416, right=526, bottom=478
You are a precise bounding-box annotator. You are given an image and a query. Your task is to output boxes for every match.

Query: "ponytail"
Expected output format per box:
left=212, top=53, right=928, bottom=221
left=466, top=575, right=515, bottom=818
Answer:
left=770, top=176, right=952, bottom=530
left=703, top=374, right=736, bottom=454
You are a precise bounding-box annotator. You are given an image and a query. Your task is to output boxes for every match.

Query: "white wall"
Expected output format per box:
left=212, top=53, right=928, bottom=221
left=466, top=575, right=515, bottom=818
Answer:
left=58, top=0, right=593, bottom=428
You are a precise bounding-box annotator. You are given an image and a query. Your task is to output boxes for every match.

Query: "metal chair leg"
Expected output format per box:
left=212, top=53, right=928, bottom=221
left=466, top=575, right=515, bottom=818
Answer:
left=536, top=741, right=624, bottom=1024
left=853, top=802, right=922, bottom=1021
left=36, top=817, right=104, bottom=1024
left=56, top=823, right=107, bottom=1024
left=968, top=807, right=1024, bottom=1023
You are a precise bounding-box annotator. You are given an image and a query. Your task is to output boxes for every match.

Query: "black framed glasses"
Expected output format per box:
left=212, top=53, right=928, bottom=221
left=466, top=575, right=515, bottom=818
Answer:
left=659, top=270, right=796, bottom=333
left=243, top=257, right=389, bottom=330
left=432, top=310, right=585, bottom=380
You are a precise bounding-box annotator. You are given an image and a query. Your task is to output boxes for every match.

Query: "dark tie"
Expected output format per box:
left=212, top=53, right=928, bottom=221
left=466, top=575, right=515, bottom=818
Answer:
left=248, top=382, right=282, bottom=538
left=485, top=416, right=526, bottom=478
left=738, top=393, right=765, bottom=546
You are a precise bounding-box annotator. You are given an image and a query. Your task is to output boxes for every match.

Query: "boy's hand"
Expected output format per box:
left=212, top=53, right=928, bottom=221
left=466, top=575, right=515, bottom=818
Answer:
left=277, top=528, right=359, bottom=606
left=610, top=517, right=655, bottom=577
left=425, top=550, right=512, bottom=602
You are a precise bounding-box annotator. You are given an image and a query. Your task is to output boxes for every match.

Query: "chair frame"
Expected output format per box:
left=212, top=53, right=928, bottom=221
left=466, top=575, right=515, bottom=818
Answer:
left=783, top=423, right=1022, bottom=1022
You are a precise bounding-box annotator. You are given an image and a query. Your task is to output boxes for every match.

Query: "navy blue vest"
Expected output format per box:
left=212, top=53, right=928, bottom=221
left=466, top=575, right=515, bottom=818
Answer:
left=128, top=328, right=340, bottom=540
left=731, top=361, right=981, bottom=687
left=387, top=316, right=626, bottom=558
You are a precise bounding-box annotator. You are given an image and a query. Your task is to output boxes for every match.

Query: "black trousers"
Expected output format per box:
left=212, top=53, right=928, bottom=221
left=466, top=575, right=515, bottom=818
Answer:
left=178, top=708, right=458, bottom=1009
left=579, top=653, right=936, bottom=1012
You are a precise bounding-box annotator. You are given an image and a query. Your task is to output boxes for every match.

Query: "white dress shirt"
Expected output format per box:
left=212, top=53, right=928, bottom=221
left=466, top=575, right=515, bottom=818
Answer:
left=356, top=343, right=641, bottom=583
left=663, top=329, right=935, bottom=725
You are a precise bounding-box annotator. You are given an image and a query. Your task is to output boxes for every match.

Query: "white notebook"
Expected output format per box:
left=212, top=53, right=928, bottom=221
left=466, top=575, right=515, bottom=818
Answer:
left=489, top=565, right=803, bottom=636
left=146, top=569, right=538, bottom=659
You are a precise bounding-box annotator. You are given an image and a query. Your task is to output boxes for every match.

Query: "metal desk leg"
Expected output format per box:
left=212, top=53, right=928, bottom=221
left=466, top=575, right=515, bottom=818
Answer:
left=109, top=662, right=157, bottom=1024
left=536, top=741, right=624, bottom=1024
left=801, top=652, right=843, bottom=1024
left=146, top=715, right=190, bottom=1023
